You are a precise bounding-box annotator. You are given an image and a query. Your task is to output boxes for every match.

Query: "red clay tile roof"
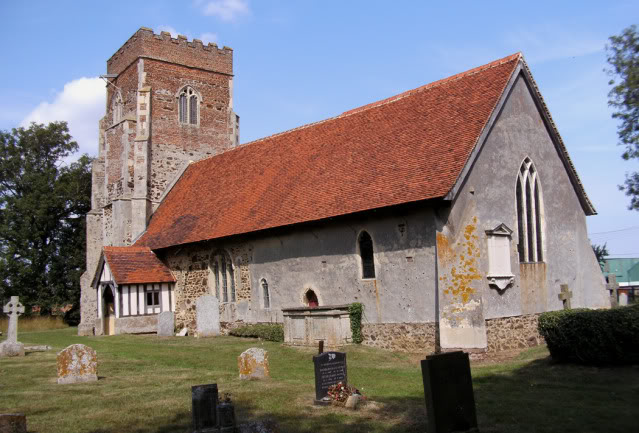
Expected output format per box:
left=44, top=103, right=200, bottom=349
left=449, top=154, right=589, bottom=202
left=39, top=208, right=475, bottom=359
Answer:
left=137, top=54, right=521, bottom=250
left=103, top=247, right=175, bottom=284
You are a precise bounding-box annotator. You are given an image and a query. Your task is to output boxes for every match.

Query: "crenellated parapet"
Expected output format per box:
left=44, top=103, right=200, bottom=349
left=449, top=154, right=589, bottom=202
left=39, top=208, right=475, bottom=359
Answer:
left=107, top=27, right=233, bottom=76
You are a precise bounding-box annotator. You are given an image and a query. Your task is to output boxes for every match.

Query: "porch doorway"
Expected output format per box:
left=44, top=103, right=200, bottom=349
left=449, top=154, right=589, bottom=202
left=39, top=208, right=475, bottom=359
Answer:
left=103, top=286, right=115, bottom=336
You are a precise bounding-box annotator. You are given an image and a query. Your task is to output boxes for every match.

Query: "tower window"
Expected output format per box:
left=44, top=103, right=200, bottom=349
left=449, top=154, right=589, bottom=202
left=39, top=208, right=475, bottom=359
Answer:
left=178, top=86, right=199, bottom=125
left=516, top=158, right=544, bottom=262
left=358, top=231, right=376, bottom=279
left=112, top=92, right=123, bottom=124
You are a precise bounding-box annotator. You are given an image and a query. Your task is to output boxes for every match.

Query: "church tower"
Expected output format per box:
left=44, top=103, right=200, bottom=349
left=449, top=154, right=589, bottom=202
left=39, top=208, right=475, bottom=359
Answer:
left=78, top=28, right=239, bottom=335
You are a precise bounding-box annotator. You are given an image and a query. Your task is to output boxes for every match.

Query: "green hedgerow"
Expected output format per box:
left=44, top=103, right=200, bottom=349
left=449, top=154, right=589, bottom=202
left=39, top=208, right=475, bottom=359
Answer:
left=229, top=323, right=284, bottom=342
left=538, top=304, right=639, bottom=365
left=349, top=303, right=364, bottom=344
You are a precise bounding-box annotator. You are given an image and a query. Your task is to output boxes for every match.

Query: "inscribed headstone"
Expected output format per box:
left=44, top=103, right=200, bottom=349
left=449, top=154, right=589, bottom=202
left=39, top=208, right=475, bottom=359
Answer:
left=0, top=296, right=25, bottom=358
left=192, top=383, right=218, bottom=433
left=313, top=351, right=347, bottom=401
left=0, top=414, right=27, bottom=433
left=157, top=311, right=174, bottom=336
left=421, top=351, right=478, bottom=433
left=238, top=348, right=270, bottom=380
left=196, top=295, right=220, bottom=337
left=57, top=344, right=98, bottom=384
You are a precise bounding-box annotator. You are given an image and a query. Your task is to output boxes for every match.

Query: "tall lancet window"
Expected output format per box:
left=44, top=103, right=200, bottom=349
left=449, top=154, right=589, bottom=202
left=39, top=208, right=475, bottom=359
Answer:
left=112, top=92, right=123, bottom=124
left=516, top=157, right=544, bottom=262
left=210, top=250, right=236, bottom=303
left=178, top=86, right=199, bottom=125
left=358, top=231, right=376, bottom=279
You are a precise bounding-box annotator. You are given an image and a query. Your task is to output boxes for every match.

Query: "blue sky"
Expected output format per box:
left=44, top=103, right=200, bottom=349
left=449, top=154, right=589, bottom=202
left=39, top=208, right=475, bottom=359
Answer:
left=1, top=0, right=637, bottom=257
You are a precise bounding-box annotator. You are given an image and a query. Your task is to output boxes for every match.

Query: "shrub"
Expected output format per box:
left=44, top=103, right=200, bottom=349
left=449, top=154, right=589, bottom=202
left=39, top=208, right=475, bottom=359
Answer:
left=538, top=304, right=639, bottom=365
left=349, top=302, right=364, bottom=344
left=229, top=323, right=284, bottom=342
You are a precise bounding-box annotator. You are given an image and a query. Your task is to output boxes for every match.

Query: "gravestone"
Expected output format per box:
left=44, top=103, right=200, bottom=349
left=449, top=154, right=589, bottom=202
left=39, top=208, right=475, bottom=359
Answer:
left=238, top=348, right=270, bottom=380
left=196, top=295, right=220, bottom=337
left=192, top=383, right=218, bottom=433
left=558, top=284, right=573, bottom=310
left=421, top=351, right=478, bottom=433
left=0, top=296, right=25, bottom=358
left=313, top=351, right=347, bottom=402
left=0, top=414, right=27, bottom=433
left=157, top=311, right=174, bottom=336
left=57, top=344, right=98, bottom=384
left=607, top=274, right=619, bottom=307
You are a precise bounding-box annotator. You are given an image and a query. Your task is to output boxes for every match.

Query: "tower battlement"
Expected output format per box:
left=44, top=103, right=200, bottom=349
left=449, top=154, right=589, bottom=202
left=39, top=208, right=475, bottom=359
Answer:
left=107, top=27, right=233, bottom=76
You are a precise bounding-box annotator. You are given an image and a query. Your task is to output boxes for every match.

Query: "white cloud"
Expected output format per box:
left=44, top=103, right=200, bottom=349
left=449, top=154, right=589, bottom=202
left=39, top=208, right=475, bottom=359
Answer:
left=21, top=77, right=105, bottom=157
left=505, top=27, right=604, bottom=64
left=157, top=25, right=218, bottom=45
left=199, top=0, right=249, bottom=21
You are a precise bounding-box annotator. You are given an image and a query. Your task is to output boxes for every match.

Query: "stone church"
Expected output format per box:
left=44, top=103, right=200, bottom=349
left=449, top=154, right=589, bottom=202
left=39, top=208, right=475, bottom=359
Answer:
left=78, top=27, right=609, bottom=353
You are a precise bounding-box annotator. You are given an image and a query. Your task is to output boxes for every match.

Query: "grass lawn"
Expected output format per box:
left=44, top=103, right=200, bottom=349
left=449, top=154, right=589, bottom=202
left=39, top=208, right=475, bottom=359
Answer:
left=1, top=328, right=638, bottom=433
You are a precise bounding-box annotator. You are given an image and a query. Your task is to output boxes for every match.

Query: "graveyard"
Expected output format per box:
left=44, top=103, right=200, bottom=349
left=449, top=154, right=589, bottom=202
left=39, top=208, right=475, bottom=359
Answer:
left=1, top=326, right=638, bottom=433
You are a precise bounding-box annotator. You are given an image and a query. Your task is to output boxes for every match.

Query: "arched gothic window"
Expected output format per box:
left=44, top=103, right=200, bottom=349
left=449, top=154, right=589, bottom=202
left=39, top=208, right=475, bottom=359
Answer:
left=210, top=251, right=235, bottom=302
left=178, top=86, right=199, bottom=125
left=516, top=157, right=544, bottom=263
left=261, top=279, right=270, bottom=309
left=112, top=92, right=123, bottom=124
left=358, top=231, right=376, bottom=279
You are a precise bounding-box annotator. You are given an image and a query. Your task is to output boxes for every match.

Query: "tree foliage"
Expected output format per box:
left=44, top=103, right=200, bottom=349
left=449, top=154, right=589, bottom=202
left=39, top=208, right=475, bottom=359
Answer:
left=592, top=242, right=609, bottom=265
left=606, top=25, right=639, bottom=210
left=0, top=122, right=92, bottom=314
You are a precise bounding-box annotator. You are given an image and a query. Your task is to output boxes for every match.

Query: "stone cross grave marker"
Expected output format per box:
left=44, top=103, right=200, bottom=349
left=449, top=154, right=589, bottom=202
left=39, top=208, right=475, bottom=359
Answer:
left=192, top=383, right=219, bottom=433
left=313, top=351, right=347, bottom=403
left=421, top=351, right=478, bottom=433
left=0, top=296, right=25, bottom=358
left=57, top=344, right=98, bottom=384
left=558, top=284, right=573, bottom=310
left=607, top=274, right=619, bottom=307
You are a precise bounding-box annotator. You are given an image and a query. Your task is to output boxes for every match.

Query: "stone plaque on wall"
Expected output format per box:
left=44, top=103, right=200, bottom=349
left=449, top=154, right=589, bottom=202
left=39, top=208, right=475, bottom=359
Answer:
left=313, top=351, right=347, bottom=401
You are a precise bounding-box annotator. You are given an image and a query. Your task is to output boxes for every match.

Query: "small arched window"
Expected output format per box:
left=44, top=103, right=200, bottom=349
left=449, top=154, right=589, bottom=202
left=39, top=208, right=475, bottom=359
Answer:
left=516, top=157, right=544, bottom=262
left=112, top=92, right=123, bottom=124
left=210, top=250, right=235, bottom=302
left=178, top=86, right=199, bottom=125
left=305, top=289, right=319, bottom=308
left=261, top=279, right=270, bottom=309
left=358, top=231, right=376, bottom=279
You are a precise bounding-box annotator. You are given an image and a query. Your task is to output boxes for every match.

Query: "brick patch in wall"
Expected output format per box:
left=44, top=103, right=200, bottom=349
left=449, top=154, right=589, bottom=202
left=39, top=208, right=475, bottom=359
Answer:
left=485, top=314, right=544, bottom=352
left=362, top=323, right=437, bottom=353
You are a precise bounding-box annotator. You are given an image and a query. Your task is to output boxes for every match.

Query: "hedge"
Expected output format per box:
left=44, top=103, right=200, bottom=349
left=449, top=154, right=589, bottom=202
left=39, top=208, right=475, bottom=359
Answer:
left=537, top=304, right=639, bottom=365
left=229, top=323, right=284, bottom=342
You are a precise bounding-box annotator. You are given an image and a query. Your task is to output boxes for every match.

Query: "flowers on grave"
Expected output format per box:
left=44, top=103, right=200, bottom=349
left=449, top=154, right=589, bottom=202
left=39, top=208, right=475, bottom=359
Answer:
left=326, top=382, right=364, bottom=403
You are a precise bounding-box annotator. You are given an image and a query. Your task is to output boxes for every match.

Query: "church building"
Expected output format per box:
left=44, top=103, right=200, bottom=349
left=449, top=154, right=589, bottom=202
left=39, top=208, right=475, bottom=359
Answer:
left=78, top=27, right=609, bottom=353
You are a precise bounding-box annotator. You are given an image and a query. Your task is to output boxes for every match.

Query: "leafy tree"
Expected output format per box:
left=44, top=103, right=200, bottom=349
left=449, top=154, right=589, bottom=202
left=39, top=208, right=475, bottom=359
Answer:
left=606, top=25, right=639, bottom=209
left=0, top=122, right=92, bottom=314
left=592, top=242, right=609, bottom=265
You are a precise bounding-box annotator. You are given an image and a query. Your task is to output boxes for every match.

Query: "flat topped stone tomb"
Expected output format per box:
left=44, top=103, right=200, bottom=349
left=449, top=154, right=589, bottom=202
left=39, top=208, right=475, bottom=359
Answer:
left=57, top=344, right=98, bottom=385
left=282, top=304, right=352, bottom=347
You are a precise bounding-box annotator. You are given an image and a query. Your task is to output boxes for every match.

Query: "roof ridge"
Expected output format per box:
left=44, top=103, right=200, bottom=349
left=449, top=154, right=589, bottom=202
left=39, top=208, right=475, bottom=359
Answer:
left=189, top=53, right=522, bottom=169
left=104, top=246, right=152, bottom=252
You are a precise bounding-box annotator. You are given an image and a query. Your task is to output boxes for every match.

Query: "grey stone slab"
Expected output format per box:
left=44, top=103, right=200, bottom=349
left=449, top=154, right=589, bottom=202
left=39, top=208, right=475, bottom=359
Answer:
left=157, top=311, right=175, bottom=336
left=196, top=295, right=220, bottom=337
left=0, top=343, right=24, bottom=358
left=238, top=348, right=270, bottom=380
left=57, top=344, right=98, bottom=385
left=176, top=327, right=188, bottom=336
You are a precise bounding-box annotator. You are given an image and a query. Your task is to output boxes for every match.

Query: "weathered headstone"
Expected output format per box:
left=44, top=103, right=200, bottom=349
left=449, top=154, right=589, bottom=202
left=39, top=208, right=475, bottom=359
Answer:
left=57, top=344, right=98, bottom=384
left=607, top=274, right=619, bottom=307
left=558, top=284, right=573, bottom=310
left=313, top=351, right=347, bottom=402
left=192, top=383, right=218, bottom=433
left=421, top=351, right=478, bottom=433
left=157, top=311, right=175, bottom=337
left=238, top=348, right=270, bottom=380
left=0, top=414, right=27, bottom=433
left=0, top=296, right=25, bottom=358
left=196, top=295, right=220, bottom=337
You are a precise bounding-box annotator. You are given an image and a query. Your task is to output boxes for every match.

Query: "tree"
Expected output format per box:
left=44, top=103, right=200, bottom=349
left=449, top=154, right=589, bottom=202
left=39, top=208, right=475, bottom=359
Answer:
left=606, top=25, right=639, bottom=210
left=592, top=242, right=609, bottom=265
left=0, top=122, right=92, bottom=314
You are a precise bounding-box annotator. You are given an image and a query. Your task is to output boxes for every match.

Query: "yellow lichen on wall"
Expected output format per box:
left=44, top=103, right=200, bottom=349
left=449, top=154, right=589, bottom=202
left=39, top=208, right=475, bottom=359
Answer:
left=439, top=217, right=482, bottom=304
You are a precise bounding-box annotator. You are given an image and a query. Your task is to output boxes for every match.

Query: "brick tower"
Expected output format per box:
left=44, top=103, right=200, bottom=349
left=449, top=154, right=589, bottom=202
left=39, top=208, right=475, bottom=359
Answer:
left=78, top=28, right=239, bottom=335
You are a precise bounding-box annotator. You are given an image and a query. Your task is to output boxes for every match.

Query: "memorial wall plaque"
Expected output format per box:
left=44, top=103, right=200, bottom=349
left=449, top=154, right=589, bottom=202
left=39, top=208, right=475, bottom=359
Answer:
left=313, top=351, right=347, bottom=401
left=421, top=351, right=478, bottom=433
left=192, top=383, right=219, bottom=432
